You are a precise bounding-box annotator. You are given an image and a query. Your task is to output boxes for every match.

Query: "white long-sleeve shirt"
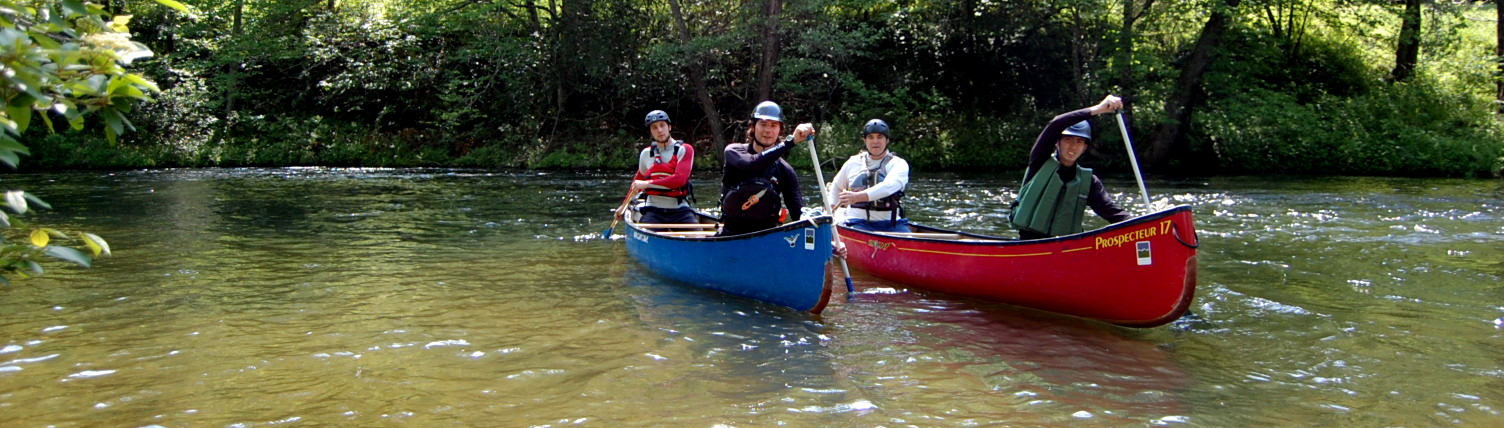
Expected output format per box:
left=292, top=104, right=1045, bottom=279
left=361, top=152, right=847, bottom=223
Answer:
left=831, top=151, right=909, bottom=221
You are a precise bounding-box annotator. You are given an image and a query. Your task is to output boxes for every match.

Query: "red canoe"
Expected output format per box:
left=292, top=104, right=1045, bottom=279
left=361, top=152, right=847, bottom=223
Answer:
left=838, top=205, right=1199, bottom=327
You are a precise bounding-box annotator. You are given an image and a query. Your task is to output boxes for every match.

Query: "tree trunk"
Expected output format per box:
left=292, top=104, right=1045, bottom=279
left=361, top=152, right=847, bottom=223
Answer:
left=1143, top=0, right=1241, bottom=171
left=227, top=0, right=244, bottom=117
left=667, top=0, right=728, bottom=159
left=1118, top=0, right=1138, bottom=106
left=1069, top=8, right=1087, bottom=106
left=233, top=0, right=244, bottom=35
left=526, top=0, right=541, bottom=33
left=755, top=0, right=782, bottom=102
left=1496, top=0, right=1502, bottom=113
left=1117, top=0, right=1154, bottom=127
left=1391, top=0, right=1421, bottom=82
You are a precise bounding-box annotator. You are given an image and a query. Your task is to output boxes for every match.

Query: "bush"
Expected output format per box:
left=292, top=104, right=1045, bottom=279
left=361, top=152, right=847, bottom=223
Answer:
left=1200, top=81, right=1504, bottom=177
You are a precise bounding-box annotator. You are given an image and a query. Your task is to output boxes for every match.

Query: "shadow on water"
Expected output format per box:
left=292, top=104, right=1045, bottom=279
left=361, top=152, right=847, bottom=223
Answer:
left=815, top=270, right=1193, bottom=425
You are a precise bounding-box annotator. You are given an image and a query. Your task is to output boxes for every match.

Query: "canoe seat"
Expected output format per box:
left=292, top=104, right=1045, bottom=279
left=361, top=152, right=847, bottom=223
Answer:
left=658, top=230, right=718, bottom=237
left=636, top=223, right=717, bottom=229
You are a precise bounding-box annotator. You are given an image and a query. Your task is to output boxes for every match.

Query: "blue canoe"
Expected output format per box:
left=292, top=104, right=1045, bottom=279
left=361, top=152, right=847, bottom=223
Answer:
left=624, top=212, right=835, bottom=313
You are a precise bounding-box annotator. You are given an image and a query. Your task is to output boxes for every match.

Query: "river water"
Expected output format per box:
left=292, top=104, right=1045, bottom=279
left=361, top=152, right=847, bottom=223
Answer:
left=0, top=168, right=1499, bottom=426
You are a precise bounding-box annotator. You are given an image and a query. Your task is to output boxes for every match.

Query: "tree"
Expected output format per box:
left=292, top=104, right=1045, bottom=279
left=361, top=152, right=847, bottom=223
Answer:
left=1391, top=0, right=1421, bottom=82
left=1143, top=0, right=1242, bottom=171
left=1116, top=0, right=1158, bottom=116
left=667, top=0, right=728, bottom=158
left=0, top=0, right=184, bottom=283
left=1497, top=0, right=1502, bottom=113
left=755, top=0, right=781, bottom=102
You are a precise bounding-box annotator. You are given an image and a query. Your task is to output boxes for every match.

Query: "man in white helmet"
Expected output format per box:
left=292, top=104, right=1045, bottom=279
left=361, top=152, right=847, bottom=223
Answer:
left=1009, top=95, right=1131, bottom=239
left=831, top=118, right=911, bottom=233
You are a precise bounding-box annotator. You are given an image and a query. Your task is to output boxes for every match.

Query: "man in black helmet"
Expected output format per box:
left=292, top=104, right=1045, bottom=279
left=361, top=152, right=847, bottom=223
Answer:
left=717, top=100, right=815, bottom=236
left=831, top=118, right=912, bottom=233
left=1009, top=95, right=1131, bottom=239
left=620, top=110, right=698, bottom=225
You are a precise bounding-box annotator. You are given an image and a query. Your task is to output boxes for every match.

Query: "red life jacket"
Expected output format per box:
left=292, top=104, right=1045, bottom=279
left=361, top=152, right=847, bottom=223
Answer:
left=643, top=142, right=692, bottom=199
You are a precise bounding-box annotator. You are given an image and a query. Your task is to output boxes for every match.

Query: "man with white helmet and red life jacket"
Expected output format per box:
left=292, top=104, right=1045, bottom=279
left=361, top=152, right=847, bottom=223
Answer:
left=717, top=100, right=814, bottom=236
left=831, top=118, right=912, bottom=233
left=618, top=110, right=698, bottom=226
left=1009, top=95, right=1131, bottom=240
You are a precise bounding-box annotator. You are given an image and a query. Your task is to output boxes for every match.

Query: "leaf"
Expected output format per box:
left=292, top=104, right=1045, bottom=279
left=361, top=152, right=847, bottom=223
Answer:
left=67, top=110, right=83, bottom=131
left=110, top=15, right=132, bottom=33
left=37, top=109, right=53, bottom=134
left=103, top=109, right=124, bottom=138
left=30, top=229, right=48, bottom=247
left=0, top=210, right=9, bottom=228
left=124, top=74, right=160, bottom=93
left=7, top=103, right=30, bottom=133
left=7, top=94, right=35, bottom=133
left=0, top=137, right=28, bottom=156
left=44, top=246, right=91, bottom=268
left=6, top=191, right=27, bottom=214
left=22, top=193, right=50, bottom=210
left=80, top=232, right=109, bottom=256
left=42, top=228, right=66, bottom=238
left=24, top=260, right=41, bottom=275
left=62, top=0, right=88, bottom=17
left=154, top=0, right=189, bottom=13
left=0, top=150, right=18, bottom=169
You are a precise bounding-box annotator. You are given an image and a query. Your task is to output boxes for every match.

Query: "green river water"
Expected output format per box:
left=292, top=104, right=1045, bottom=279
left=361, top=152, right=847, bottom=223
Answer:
left=0, top=168, right=1499, bottom=426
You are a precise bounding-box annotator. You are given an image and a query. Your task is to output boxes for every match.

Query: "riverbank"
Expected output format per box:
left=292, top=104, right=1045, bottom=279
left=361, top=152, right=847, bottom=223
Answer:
left=24, top=115, right=1504, bottom=178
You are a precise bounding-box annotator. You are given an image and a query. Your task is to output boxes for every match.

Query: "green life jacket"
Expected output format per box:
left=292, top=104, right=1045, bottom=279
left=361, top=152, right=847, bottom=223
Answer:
left=1009, top=155, right=1092, bottom=237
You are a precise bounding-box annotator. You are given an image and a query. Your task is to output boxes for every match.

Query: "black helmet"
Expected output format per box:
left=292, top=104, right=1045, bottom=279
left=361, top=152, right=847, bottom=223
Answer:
left=644, top=110, right=671, bottom=127
left=752, top=101, right=783, bottom=122
left=862, top=119, right=890, bottom=138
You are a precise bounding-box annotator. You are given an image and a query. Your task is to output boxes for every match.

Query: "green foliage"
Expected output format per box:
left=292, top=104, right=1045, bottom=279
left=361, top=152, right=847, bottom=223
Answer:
left=0, top=0, right=182, bottom=283
left=1200, top=81, right=1503, bottom=177
left=12, top=0, right=1499, bottom=179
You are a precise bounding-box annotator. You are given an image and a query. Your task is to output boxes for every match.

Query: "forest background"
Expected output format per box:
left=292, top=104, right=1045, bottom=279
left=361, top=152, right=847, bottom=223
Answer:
left=20, top=0, right=1504, bottom=177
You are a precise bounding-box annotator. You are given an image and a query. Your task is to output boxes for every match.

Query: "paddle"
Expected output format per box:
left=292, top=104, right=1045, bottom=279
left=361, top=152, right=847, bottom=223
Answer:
left=1114, top=110, right=1153, bottom=214
left=803, top=135, right=855, bottom=294
left=601, top=189, right=639, bottom=239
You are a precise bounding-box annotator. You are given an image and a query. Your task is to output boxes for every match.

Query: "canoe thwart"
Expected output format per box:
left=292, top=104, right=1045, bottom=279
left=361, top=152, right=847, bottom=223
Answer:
left=635, top=223, right=718, bottom=229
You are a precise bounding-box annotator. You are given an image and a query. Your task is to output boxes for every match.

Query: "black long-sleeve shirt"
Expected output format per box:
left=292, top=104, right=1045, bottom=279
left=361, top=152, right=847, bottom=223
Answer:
left=1022, top=108, right=1131, bottom=224
left=721, top=141, right=804, bottom=222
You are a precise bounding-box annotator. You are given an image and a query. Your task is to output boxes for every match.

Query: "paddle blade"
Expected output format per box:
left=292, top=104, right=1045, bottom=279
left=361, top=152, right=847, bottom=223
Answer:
left=601, top=219, right=620, bottom=239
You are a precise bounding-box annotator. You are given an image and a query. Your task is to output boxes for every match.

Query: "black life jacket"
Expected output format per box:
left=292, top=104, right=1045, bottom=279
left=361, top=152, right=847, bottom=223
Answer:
left=720, top=163, right=782, bottom=221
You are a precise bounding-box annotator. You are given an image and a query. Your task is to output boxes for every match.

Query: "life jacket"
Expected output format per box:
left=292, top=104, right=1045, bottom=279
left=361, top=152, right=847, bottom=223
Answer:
left=849, top=152, right=904, bottom=215
left=720, top=163, right=782, bottom=221
left=642, top=141, right=694, bottom=203
left=1009, top=155, right=1092, bottom=237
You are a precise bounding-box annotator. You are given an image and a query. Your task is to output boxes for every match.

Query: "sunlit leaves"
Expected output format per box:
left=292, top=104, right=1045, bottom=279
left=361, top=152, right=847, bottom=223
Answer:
left=80, top=232, right=109, bottom=256
left=0, top=0, right=165, bottom=283
left=5, top=190, right=27, bottom=214
left=154, top=0, right=188, bottom=13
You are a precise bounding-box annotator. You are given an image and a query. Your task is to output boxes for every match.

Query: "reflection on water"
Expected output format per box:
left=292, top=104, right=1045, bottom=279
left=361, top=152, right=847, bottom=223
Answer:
left=0, top=168, right=1499, bottom=425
